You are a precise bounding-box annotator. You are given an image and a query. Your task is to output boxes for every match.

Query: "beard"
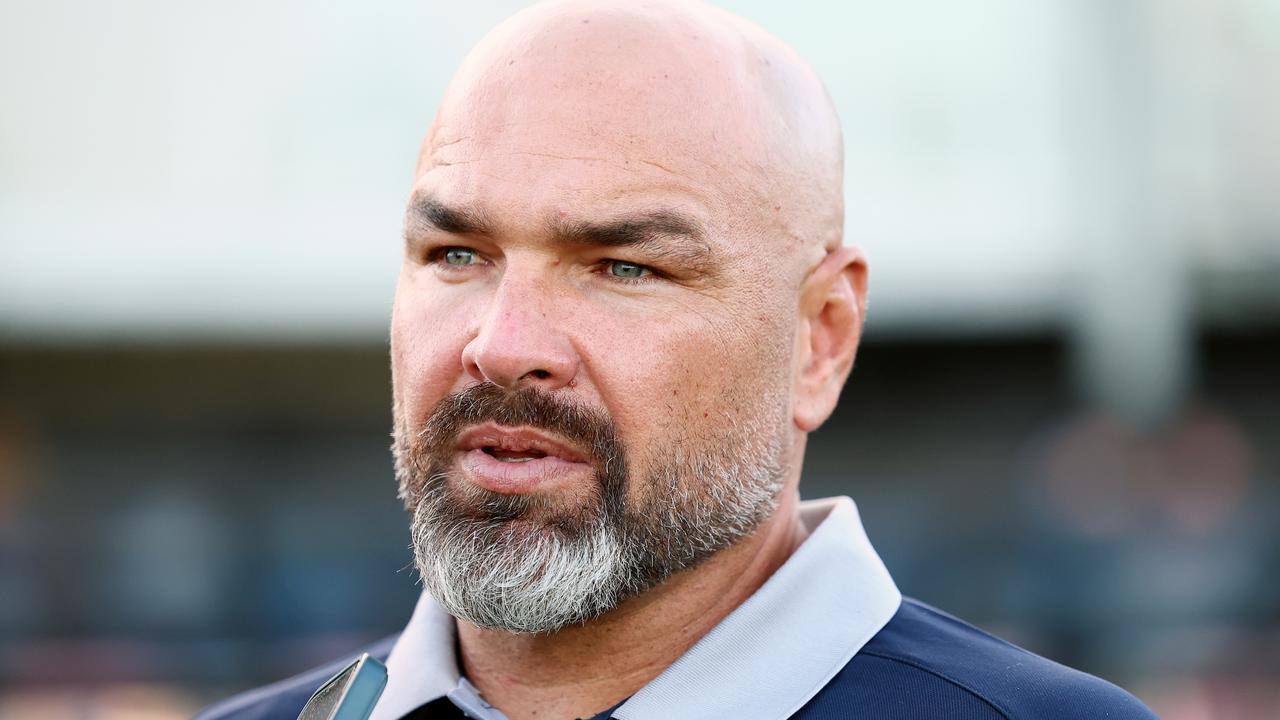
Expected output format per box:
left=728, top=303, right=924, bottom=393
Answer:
left=393, top=381, right=786, bottom=634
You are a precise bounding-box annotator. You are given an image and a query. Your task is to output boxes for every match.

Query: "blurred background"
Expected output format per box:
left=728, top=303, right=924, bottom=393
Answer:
left=2, top=0, right=1278, bottom=717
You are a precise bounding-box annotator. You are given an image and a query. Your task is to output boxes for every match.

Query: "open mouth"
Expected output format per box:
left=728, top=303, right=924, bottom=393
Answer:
left=458, top=423, right=587, bottom=464
left=455, top=423, right=593, bottom=494
left=482, top=446, right=550, bottom=463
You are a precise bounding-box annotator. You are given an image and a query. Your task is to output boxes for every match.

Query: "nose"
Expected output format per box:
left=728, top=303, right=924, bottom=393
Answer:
left=460, top=274, right=580, bottom=390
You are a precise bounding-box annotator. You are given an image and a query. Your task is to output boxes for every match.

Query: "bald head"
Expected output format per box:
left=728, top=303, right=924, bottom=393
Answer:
left=419, top=0, right=844, bottom=260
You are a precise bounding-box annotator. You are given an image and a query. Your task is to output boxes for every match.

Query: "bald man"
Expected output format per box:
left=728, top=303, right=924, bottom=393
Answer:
left=198, top=2, right=1156, bottom=719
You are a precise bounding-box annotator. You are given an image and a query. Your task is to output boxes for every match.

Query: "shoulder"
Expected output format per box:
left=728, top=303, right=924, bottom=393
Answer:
left=194, top=636, right=398, bottom=720
left=796, top=598, right=1157, bottom=720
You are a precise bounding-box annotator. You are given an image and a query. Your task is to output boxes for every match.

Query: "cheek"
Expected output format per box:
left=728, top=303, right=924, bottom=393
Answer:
left=582, top=299, right=793, bottom=460
left=391, top=271, right=476, bottom=427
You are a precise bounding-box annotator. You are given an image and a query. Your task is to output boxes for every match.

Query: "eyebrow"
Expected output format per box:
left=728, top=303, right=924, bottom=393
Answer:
left=405, top=194, right=716, bottom=274
left=551, top=210, right=714, bottom=271
left=405, top=195, right=494, bottom=236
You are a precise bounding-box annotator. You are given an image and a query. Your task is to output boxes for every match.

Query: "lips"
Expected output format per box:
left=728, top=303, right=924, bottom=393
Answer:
left=455, top=423, right=594, bottom=494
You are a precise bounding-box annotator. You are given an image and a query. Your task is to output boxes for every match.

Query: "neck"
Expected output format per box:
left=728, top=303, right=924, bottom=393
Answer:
left=457, top=488, right=809, bottom=720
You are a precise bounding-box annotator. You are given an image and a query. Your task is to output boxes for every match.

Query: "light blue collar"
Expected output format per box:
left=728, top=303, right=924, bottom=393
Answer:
left=369, top=496, right=901, bottom=720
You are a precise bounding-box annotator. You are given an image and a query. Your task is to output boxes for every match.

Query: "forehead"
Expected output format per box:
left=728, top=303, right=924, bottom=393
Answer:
left=414, top=11, right=775, bottom=237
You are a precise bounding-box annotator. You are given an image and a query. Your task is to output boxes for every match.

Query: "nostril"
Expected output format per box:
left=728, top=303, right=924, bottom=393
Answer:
left=526, top=369, right=552, bottom=380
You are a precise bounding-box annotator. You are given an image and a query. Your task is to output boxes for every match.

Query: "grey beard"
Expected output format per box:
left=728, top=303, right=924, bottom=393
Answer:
left=401, top=473, right=642, bottom=633
left=393, top=384, right=786, bottom=634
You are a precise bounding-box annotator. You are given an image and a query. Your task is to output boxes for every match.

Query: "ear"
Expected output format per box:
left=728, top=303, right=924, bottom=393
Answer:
left=793, top=245, right=868, bottom=432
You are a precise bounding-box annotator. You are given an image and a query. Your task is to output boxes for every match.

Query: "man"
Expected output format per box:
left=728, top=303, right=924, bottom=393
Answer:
left=199, top=1, right=1157, bottom=718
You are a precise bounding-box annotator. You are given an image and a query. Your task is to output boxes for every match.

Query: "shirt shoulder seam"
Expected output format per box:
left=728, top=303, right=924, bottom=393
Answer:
left=856, top=648, right=1015, bottom=720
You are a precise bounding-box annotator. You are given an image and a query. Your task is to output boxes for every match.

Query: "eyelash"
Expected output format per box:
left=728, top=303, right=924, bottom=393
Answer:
left=597, top=259, right=659, bottom=285
left=426, top=247, right=661, bottom=285
left=425, top=246, right=484, bottom=268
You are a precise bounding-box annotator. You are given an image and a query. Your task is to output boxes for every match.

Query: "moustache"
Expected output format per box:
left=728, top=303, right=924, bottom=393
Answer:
left=413, top=382, right=623, bottom=473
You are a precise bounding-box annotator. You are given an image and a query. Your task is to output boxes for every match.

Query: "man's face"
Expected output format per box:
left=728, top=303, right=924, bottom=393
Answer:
left=390, top=10, right=810, bottom=632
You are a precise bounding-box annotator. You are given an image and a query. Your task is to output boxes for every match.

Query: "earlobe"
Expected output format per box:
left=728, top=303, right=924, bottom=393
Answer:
left=794, top=246, right=868, bottom=432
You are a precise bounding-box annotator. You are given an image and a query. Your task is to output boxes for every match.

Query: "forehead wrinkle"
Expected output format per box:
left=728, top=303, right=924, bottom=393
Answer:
left=430, top=5, right=767, bottom=180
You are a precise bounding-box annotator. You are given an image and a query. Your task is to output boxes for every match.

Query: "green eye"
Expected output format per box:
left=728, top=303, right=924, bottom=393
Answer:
left=443, top=248, right=478, bottom=266
left=608, top=261, right=648, bottom=279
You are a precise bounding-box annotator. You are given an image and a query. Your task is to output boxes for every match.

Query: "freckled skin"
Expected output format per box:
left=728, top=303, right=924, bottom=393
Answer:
left=390, top=1, right=867, bottom=718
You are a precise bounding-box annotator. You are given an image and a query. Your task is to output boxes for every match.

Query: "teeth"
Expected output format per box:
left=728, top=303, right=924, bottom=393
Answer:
left=496, top=456, right=535, bottom=463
